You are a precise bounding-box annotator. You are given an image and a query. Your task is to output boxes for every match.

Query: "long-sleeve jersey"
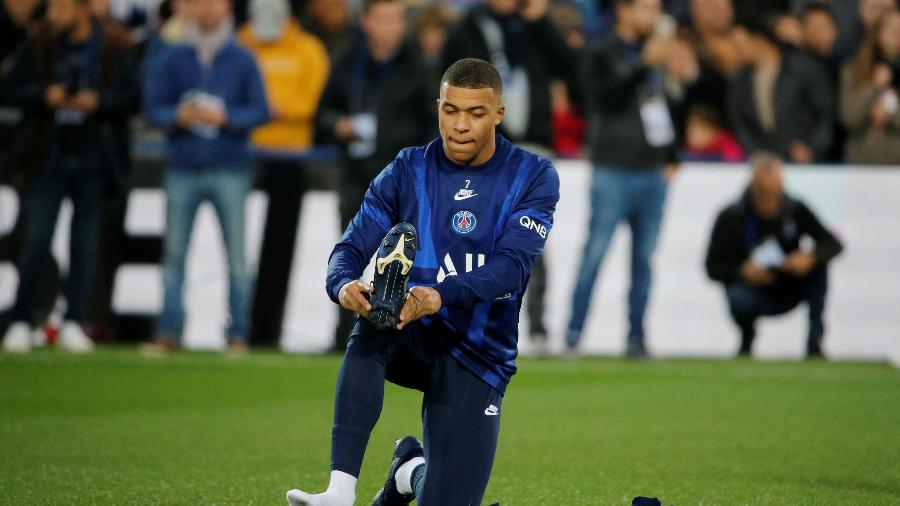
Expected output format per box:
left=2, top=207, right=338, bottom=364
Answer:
left=326, top=134, right=560, bottom=394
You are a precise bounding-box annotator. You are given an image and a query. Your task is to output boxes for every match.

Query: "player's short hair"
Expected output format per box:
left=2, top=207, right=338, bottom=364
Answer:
left=441, top=58, right=503, bottom=98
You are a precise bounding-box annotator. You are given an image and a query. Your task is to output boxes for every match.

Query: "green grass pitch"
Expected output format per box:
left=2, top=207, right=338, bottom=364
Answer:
left=1, top=348, right=898, bottom=505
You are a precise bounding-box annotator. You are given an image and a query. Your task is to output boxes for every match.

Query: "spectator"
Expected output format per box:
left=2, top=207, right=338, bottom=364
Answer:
left=316, top=0, right=434, bottom=351
left=800, top=1, right=838, bottom=61
left=1, top=0, right=138, bottom=353
left=840, top=8, right=900, bottom=165
left=0, top=0, right=42, bottom=68
left=550, top=78, right=586, bottom=158
left=705, top=152, right=843, bottom=357
left=683, top=104, right=745, bottom=161
left=841, top=0, right=896, bottom=59
left=548, top=0, right=587, bottom=159
left=682, top=0, right=743, bottom=125
left=727, top=16, right=835, bottom=163
left=566, top=0, right=692, bottom=357
left=800, top=2, right=843, bottom=162
left=142, top=0, right=269, bottom=353
left=238, top=0, right=330, bottom=344
left=300, top=0, right=354, bottom=62
left=412, top=3, right=459, bottom=93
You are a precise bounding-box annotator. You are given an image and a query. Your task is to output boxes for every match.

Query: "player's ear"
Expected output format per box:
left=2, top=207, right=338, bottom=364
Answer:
left=494, top=104, right=505, bottom=126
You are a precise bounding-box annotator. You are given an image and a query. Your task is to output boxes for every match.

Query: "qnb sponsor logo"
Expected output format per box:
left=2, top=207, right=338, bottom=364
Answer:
left=437, top=252, right=486, bottom=283
left=519, top=215, right=548, bottom=239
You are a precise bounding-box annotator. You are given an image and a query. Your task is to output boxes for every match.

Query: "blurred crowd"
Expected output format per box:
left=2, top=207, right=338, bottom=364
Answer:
left=2, top=0, right=899, bottom=164
left=0, top=0, right=886, bottom=355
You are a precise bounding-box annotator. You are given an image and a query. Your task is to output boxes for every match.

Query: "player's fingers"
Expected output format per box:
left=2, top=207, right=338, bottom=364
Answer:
left=349, top=288, right=371, bottom=314
left=396, top=296, right=421, bottom=330
left=353, top=281, right=373, bottom=311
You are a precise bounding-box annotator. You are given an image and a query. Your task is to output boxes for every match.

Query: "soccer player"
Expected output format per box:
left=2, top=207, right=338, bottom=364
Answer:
left=286, top=58, right=560, bottom=505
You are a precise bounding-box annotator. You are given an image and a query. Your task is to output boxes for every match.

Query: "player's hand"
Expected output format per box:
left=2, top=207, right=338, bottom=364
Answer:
left=339, top=280, right=374, bottom=319
left=396, top=286, right=441, bottom=331
left=741, top=260, right=775, bottom=286
left=782, top=251, right=816, bottom=277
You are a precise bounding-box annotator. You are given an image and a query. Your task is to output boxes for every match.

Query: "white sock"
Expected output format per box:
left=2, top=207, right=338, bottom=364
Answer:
left=287, top=471, right=356, bottom=506
left=395, top=457, right=425, bottom=495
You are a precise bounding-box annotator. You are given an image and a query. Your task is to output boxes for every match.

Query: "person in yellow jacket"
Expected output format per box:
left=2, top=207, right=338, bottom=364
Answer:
left=238, top=0, right=330, bottom=345
left=239, top=0, right=330, bottom=150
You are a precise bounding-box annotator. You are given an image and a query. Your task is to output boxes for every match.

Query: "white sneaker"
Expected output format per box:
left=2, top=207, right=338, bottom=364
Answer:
left=58, top=321, right=94, bottom=353
left=2, top=322, right=32, bottom=353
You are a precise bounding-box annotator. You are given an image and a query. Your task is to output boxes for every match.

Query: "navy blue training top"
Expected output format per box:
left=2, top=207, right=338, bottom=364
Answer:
left=326, top=134, right=560, bottom=394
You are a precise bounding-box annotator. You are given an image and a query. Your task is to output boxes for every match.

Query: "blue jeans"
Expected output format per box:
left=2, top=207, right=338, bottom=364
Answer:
left=567, top=166, right=668, bottom=346
left=12, top=173, right=105, bottom=325
left=156, top=167, right=251, bottom=342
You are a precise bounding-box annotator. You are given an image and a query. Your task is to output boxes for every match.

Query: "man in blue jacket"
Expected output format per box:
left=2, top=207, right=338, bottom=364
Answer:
left=287, top=58, right=559, bottom=506
left=142, top=0, right=269, bottom=352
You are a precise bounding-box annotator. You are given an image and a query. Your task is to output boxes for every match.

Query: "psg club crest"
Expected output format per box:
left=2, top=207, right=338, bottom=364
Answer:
left=452, top=210, right=477, bottom=235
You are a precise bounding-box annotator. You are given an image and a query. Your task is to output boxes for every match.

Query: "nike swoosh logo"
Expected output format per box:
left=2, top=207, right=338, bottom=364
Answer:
left=454, top=193, right=478, bottom=201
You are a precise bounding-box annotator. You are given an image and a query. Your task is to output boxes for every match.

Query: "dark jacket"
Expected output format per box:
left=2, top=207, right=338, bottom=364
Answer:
left=441, top=5, right=575, bottom=148
left=583, top=31, right=678, bottom=169
left=839, top=59, right=900, bottom=165
left=143, top=40, right=270, bottom=170
left=727, top=48, right=835, bottom=162
left=316, top=37, right=436, bottom=184
left=705, top=189, right=843, bottom=285
left=3, top=20, right=138, bottom=191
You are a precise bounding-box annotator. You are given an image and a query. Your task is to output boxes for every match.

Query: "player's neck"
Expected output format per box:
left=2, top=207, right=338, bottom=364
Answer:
left=469, top=136, right=497, bottom=166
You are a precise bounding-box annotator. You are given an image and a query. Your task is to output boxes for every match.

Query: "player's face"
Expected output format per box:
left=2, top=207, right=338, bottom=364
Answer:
left=438, top=83, right=505, bottom=166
